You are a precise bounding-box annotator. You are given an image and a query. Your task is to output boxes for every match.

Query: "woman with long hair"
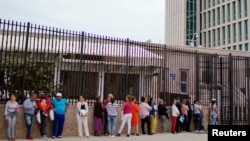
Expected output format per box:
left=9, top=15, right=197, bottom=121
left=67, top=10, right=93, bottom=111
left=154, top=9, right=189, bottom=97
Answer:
left=131, top=96, right=140, bottom=136
left=116, top=95, right=133, bottom=137
left=76, top=95, right=89, bottom=138
left=210, top=99, right=218, bottom=125
left=4, top=94, right=21, bottom=141
left=93, top=96, right=104, bottom=136
left=106, top=97, right=119, bottom=137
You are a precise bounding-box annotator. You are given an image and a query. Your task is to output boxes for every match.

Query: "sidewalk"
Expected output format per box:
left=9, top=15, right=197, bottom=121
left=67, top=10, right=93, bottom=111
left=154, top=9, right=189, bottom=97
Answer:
left=16, top=132, right=207, bottom=141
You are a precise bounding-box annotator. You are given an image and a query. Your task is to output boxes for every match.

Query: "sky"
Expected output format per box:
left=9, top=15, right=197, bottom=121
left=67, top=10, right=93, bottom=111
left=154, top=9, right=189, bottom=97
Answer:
left=0, top=0, right=165, bottom=43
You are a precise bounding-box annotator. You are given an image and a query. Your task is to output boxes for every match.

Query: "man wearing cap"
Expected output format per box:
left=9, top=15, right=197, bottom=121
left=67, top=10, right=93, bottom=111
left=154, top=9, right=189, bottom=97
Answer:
left=51, top=92, right=69, bottom=139
left=36, top=90, right=52, bottom=140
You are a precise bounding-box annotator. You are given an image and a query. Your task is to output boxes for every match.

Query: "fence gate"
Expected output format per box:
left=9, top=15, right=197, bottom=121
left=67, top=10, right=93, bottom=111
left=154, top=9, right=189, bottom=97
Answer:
left=198, top=53, right=250, bottom=125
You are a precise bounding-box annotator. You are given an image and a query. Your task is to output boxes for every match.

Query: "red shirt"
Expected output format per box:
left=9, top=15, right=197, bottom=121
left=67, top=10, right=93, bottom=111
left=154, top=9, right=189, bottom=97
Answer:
left=36, top=96, right=51, bottom=115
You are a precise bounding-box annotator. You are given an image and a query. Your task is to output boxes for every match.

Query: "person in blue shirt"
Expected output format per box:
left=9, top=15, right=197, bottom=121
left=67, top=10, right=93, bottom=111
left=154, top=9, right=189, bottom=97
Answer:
left=51, top=92, right=69, bottom=139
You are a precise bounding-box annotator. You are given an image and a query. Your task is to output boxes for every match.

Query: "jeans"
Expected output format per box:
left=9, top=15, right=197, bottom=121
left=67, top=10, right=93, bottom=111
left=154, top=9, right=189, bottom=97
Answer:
left=159, top=115, right=167, bottom=133
left=194, top=113, right=204, bottom=130
left=24, top=113, right=34, bottom=137
left=52, top=113, right=65, bottom=137
left=107, top=115, right=117, bottom=135
left=210, top=113, right=217, bottom=125
left=7, top=112, right=17, bottom=139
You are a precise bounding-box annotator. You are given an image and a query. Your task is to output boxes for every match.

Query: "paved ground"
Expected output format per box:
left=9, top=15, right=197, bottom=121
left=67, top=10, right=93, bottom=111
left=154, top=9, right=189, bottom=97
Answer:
left=13, top=132, right=207, bottom=141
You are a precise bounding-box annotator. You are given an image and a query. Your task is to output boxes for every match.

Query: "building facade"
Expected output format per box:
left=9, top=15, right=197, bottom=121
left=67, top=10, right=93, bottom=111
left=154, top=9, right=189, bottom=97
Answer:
left=165, top=0, right=250, bottom=51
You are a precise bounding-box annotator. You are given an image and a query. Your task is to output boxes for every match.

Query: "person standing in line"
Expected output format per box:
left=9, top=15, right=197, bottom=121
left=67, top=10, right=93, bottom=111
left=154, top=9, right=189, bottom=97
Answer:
left=106, top=97, right=119, bottom=137
left=116, top=95, right=133, bottom=137
left=23, top=93, right=37, bottom=140
left=94, top=96, right=104, bottom=136
left=185, top=97, right=193, bottom=132
left=131, top=96, right=140, bottom=136
left=103, top=93, right=113, bottom=135
left=36, top=90, right=51, bottom=140
left=193, top=100, right=205, bottom=133
left=175, top=97, right=182, bottom=133
left=76, top=95, right=90, bottom=138
left=139, top=96, right=152, bottom=135
left=209, top=98, right=218, bottom=125
left=148, top=98, right=157, bottom=134
left=171, top=98, right=180, bottom=134
left=180, top=98, right=189, bottom=132
left=4, top=94, right=21, bottom=141
left=51, top=92, right=69, bottom=139
left=157, top=99, right=169, bottom=133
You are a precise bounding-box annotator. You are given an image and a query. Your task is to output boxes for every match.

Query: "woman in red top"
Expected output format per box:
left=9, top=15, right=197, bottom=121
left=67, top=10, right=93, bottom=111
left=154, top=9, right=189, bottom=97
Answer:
left=131, top=96, right=140, bottom=136
left=116, top=95, right=133, bottom=137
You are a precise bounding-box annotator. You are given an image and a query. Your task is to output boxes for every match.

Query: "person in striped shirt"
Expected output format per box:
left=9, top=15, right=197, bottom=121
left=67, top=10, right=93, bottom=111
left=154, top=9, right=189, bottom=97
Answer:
left=106, top=98, right=119, bottom=137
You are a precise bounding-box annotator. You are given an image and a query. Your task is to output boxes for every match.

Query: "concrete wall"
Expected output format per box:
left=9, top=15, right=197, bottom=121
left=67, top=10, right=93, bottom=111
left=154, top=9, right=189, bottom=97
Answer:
left=0, top=104, right=210, bottom=139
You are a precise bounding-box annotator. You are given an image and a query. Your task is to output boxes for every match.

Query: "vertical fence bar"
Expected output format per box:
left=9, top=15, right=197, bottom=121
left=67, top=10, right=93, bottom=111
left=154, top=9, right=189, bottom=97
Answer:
left=125, top=38, right=129, bottom=97
left=22, top=22, right=30, bottom=102
left=247, top=58, right=250, bottom=125
left=228, top=53, right=233, bottom=125
left=78, top=32, right=84, bottom=97
left=195, top=51, right=200, bottom=100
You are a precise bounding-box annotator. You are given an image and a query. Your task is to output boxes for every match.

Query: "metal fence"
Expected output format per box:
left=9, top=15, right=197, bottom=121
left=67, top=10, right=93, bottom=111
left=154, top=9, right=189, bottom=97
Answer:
left=0, top=19, right=249, bottom=125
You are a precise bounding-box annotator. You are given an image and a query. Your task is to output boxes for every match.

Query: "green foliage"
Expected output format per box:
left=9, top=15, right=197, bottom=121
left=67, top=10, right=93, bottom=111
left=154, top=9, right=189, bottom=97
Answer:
left=0, top=52, right=63, bottom=99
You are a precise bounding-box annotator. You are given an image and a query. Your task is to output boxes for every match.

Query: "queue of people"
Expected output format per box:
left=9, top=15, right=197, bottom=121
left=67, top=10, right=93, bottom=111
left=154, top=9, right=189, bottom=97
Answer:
left=3, top=92, right=213, bottom=140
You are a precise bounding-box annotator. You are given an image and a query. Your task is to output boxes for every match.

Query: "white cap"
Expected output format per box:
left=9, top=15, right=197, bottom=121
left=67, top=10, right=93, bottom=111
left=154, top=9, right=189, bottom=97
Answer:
left=56, top=93, right=62, bottom=97
left=212, top=98, right=216, bottom=101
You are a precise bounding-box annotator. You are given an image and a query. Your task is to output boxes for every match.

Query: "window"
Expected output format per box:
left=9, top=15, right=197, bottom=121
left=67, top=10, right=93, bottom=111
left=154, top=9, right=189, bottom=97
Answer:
left=227, top=4, right=231, bottom=22
left=217, top=8, right=220, bottom=25
left=180, top=70, right=188, bottom=93
left=203, top=32, right=207, bottom=47
left=204, top=0, right=206, bottom=10
left=239, top=44, right=242, bottom=50
left=161, top=69, right=169, bottom=92
left=245, top=0, right=248, bottom=17
left=239, top=0, right=242, bottom=18
left=233, top=23, right=237, bottom=42
left=228, top=47, right=231, bottom=50
left=227, top=25, right=231, bottom=44
left=233, top=46, right=237, bottom=50
left=239, top=22, right=242, bottom=41
left=204, top=13, right=207, bottom=28
left=213, top=9, right=216, bottom=26
left=245, top=20, right=249, bottom=40
left=245, top=43, right=249, bottom=51
left=213, top=0, right=216, bottom=6
left=218, top=28, right=221, bottom=46
left=223, top=27, right=226, bottom=45
left=208, top=11, right=211, bottom=27
left=233, top=1, right=236, bottom=20
left=222, top=6, right=226, bottom=23
left=213, top=29, right=216, bottom=47
left=208, top=31, right=211, bottom=47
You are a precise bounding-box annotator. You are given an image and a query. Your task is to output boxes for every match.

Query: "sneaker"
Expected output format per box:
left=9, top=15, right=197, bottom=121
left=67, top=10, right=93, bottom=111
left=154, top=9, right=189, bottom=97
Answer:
left=109, top=135, right=112, bottom=137
left=58, top=136, right=62, bottom=138
left=200, top=130, right=206, bottom=133
left=195, top=130, right=199, bottom=133
left=111, top=135, right=115, bottom=138
left=52, top=136, right=56, bottom=139
left=26, top=136, right=33, bottom=140
left=41, top=135, right=48, bottom=140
